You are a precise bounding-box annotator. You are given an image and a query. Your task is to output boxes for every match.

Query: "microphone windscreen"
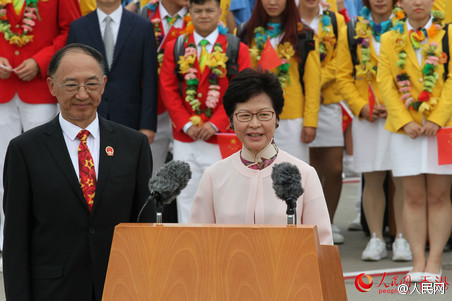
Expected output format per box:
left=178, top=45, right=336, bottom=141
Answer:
left=271, top=162, right=304, bottom=202
left=148, top=160, right=192, bottom=204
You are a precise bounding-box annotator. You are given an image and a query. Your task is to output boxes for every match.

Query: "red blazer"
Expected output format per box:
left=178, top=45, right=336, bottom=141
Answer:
left=159, top=33, right=251, bottom=143
left=0, top=0, right=81, bottom=104
left=146, top=7, right=189, bottom=114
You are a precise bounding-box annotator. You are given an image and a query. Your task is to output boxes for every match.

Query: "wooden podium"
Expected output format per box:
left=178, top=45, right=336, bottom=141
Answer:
left=102, top=224, right=347, bottom=301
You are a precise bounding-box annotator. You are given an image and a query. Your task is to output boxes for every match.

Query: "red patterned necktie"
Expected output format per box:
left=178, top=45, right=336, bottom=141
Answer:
left=77, top=130, right=96, bottom=211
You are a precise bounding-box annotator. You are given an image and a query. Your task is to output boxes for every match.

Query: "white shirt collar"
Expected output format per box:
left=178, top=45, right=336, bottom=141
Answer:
left=159, top=1, right=188, bottom=20
left=407, top=15, right=433, bottom=33
left=97, top=5, right=123, bottom=24
left=241, top=140, right=278, bottom=163
left=194, top=28, right=219, bottom=47
left=59, top=113, right=100, bottom=141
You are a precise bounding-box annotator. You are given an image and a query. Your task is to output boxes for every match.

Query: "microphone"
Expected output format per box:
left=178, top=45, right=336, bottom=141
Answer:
left=137, top=160, right=192, bottom=222
left=271, top=162, right=304, bottom=225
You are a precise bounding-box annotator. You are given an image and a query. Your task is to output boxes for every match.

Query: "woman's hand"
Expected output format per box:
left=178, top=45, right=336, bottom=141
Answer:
left=422, top=121, right=440, bottom=136
left=376, top=104, right=387, bottom=118
left=301, top=127, right=316, bottom=143
left=359, top=104, right=379, bottom=122
left=403, top=122, right=423, bottom=139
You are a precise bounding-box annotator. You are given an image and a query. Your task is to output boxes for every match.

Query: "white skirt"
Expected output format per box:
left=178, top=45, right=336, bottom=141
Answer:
left=390, top=132, right=452, bottom=177
left=274, top=118, right=309, bottom=163
left=309, top=103, right=344, bottom=148
left=352, top=117, right=392, bottom=173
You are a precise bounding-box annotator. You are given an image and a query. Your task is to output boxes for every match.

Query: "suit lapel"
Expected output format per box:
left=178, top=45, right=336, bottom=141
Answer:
left=87, top=11, right=108, bottom=68
left=44, top=117, right=90, bottom=212
left=113, top=10, right=135, bottom=70
left=91, top=118, right=116, bottom=213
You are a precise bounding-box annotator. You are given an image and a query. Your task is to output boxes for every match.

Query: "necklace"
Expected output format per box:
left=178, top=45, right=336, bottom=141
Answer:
left=0, top=0, right=41, bottom=47
left=394, top=10, right=446, bottom=113
left=178, top=39, right=228, bottom=125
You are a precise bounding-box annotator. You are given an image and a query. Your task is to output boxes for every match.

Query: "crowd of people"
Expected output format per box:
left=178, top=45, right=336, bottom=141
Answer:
left=0, top=0, right=451, bottom=299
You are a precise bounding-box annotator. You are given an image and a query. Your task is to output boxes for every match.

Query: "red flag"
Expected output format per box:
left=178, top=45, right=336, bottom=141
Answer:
left=159, top=27, right=183, bottom=50
left=368, top=84, right=376, bottom=123
left=437, top=127, right=452, bottom=165
left=258, top=39, right=282, bottom=71
left=216, top=133, right=243, bottom=159
left=339, top=101, right=353, bottom=132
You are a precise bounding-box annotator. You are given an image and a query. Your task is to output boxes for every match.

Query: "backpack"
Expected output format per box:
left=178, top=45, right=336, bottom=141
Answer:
left=442, top=23, right=450, bottom=81
left=236, top=22, right=315, bottom=95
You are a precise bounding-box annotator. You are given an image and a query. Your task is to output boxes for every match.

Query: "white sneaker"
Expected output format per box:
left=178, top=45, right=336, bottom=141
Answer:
left=361, top=233, right=387, bottom=261
left=392, top=234, right=413, bottom=261
left=348, top=214, right=362, bottom=231
left=331, top=224, right=344, bottom=244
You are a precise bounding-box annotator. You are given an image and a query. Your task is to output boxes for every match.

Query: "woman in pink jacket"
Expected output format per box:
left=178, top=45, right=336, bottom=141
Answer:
left=189, top=68, right=333, bottom=245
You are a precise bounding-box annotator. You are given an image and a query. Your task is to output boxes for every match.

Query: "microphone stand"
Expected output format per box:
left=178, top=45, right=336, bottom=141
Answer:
left=285, top=198, right=297, bottom=225
left=136, top=191, right=163, bottom=223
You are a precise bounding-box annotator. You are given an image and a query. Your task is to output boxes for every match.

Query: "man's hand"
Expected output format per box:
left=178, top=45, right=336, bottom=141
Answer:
left=140, top=129, right=156, bottom=144
left=0, top=57, right=13, bottom=79
left=301, top=127, right=316, bottom=143
left=359, top=103, right=379, bottom=122
left=14, top=58, right=40, bottom=81
left=403, top=122, right=423, bottom=139
left=422, top=121, right=440, bottom=136
left=197, top=122, right=216, bottom=141
left=186, top=125, right=200, bottom=140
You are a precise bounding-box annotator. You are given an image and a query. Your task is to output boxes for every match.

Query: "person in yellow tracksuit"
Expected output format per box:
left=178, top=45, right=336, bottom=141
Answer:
left=337, top=0, right=412, bottom=262
left=378, top=0, right=452, bottom=282
left=299, top=0, right=345, bottom=244
left=238, top=0, right=321, bottom=163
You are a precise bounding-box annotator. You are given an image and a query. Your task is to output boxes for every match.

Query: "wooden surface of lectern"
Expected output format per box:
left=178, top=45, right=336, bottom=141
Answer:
left=102, top=224, right=347, bottom=301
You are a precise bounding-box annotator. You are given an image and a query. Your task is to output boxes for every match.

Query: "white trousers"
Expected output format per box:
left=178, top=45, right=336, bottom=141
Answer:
left=173, top=140, right=222, bottom=223
left=150, top=112, right=173, bottom=177
left=0, top=94, right=58, bottom=250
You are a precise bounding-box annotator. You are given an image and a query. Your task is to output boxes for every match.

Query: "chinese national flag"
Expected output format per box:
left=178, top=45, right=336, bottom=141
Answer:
left=437, top=127, right=452, bottom=165
left=160, top=27, right=183, bottom=50
left=339, top=102, right=353, bottom=132
left=368, top=84, right=376, bottom=123
left=217, top=133, right=243, bottom=159
left=258, top=39, right=282, bottom=71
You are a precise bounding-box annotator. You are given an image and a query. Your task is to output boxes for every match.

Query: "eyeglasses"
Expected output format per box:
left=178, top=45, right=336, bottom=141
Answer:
left=234, top=111, right=275, bottom=122
left=52, top=79, right=103, bottom=93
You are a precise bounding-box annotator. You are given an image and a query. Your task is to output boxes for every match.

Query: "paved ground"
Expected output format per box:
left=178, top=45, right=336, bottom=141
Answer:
left=0, top=177, right=450, bottom=300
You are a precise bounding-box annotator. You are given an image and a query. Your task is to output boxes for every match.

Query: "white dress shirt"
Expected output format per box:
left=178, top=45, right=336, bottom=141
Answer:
left=97, top=5, right=123, bottom=44
left=59, top=114, right=100, bottom=180
left=159, top=2, right=188, bottom=34
left=193, top=28, right=219, bottom=59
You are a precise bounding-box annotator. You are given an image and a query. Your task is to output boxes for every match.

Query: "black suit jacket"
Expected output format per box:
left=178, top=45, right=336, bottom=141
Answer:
left=3, top=116, right=155, bottom=301
left=66, top=9, right=158, bottom=131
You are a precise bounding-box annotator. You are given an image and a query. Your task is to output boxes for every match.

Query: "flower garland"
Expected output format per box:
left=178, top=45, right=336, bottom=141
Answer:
left=394, top=10, right=446, bottom=113
left=354, top=6, right=405, bottom=81
left=177, top=41, right=228, bottom=125
left=0, top=0, right=41, bottom=47
left=145, top=0, right=192, bottom=72
left=318, top=3, right=336, bottom=63
left=249, top=23, right=301, bottom=88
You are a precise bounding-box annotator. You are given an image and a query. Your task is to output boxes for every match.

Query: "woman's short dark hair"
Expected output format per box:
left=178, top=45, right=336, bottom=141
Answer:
left=223, top=68, right=284, bottom=121
left=48, top=43, right=105, bottom=77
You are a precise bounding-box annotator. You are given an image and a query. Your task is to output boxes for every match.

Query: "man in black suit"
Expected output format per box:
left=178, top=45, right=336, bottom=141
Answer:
left=2, top=44, right=155, bottom=301
left=67, top=0, right=158, bottom=144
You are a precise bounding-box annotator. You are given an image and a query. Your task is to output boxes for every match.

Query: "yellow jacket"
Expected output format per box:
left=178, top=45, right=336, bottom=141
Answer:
left=316, top=11, right=345, bottom=104
left=336, top=18, right=384, bottom=117
left=250, top=42, right=321, bottom=127
left=377, top=24, right=452, bottom=134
